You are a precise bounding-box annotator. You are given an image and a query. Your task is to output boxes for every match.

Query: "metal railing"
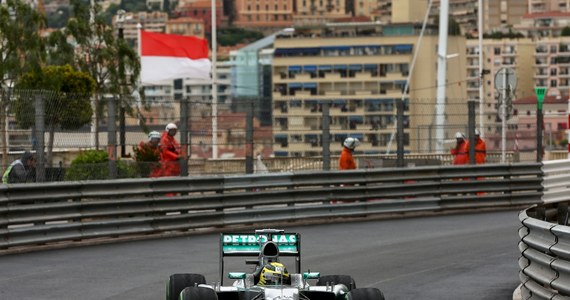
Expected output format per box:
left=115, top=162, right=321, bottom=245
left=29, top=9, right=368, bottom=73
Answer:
left=519, top=202, right=570, bottom=299
left=0, top=163, right=541, bottom=254
left=518, top=159, right=570, bottom=299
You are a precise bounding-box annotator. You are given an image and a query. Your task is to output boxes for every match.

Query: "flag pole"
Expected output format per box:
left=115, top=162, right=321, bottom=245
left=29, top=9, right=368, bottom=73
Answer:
left=211, top=0, right=218, bottom=159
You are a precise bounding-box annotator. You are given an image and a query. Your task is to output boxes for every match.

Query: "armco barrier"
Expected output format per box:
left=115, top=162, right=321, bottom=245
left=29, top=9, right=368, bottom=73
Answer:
left=519, top=202, right=570, bottom=299
left=1, top=163, right=541, bottom=254
left=517, top=159, right=570, bottom=300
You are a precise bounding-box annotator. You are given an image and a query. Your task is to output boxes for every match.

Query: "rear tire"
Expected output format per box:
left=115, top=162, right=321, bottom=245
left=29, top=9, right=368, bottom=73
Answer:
left=347, top=288, right=385, bottom=300
left=316, top=275, right=356, bottom=291
left=166, top=273, right=206, bottom=300
left=179, top=287, right=217, bottom=300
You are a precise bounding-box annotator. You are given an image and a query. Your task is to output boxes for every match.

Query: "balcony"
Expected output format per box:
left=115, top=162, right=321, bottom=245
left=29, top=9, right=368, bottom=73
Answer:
left=355, top=73, right=372, bottom=80
left=325, top=90, right=341, bottom=96
left=326, top=73, right=342, bottom=80
left=355, top=90, right=372, bottom=96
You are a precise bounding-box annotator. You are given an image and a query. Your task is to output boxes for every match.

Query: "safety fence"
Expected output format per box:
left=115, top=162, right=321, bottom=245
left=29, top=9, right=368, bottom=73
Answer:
left=0, top=162, right=541, bottom=254
left=0, top=89, right=558, bottom=179
left=518, top=159, right=570, bottom=300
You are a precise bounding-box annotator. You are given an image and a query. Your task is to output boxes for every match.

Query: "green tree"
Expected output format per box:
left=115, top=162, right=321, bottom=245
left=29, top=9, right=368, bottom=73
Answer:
left=120, top=0, right=148, bottom=12
left=0, top=0, right=46, bottom=169
left=218, top=27, right=264, bottom=46
left=14, top=65, right=96, bottom=164
left=432, top=16, right=462, bottom=36
left=46, top=7, right=70, bottom=28
left=65, top=0, right=141, bottom=149
left=562, top=26, right=570, bottom=37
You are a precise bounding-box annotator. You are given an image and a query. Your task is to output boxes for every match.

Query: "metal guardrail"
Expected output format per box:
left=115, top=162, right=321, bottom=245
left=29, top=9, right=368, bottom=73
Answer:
left=519, top=202, right=570, bottom=300
left=517, top=159, right=570, bottom=300
left=542, top=159, right=570, bottom=204
left=0, top=163, right=541, bottom=254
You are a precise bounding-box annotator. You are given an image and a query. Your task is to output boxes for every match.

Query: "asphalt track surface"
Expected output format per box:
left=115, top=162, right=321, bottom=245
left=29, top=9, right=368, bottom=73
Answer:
left=0, top=210, right=522, bottom=300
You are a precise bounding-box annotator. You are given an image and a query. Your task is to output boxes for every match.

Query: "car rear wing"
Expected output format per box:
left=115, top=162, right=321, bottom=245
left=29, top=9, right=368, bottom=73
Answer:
left=219, top=229, right=301, bottom=283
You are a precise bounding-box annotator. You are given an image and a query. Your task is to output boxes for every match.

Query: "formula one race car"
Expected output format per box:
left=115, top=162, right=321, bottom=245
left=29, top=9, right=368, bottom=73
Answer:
left=166, top=229, right=385, bottom=300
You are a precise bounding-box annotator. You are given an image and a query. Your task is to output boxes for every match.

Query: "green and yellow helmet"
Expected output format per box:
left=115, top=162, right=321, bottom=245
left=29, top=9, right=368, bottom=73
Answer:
left=258, top=262, right=290, bottom=286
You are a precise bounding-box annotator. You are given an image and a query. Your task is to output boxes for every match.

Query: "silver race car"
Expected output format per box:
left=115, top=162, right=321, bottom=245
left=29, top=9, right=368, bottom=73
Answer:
left=166, top=229, right=385, bottom=300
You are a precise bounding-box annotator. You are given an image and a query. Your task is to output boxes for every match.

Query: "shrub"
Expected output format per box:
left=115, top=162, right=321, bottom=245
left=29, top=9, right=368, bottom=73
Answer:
left=65, top=150, right=138, bottom=181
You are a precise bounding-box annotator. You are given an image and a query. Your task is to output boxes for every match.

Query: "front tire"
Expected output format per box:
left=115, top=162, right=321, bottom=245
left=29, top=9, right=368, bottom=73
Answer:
left=179, top=287, right=217, bottom=300
left=347, top=288, right=385, bottom=300
left=166, top=273, right=206, bottom=300
left=317, top=275, right=356, bottom=291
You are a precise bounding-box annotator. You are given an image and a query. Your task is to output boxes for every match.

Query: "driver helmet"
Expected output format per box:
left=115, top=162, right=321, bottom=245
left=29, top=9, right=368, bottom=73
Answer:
left=343, top=137, right=360, bottom=150
left=258, top=262, right=290, bottom=286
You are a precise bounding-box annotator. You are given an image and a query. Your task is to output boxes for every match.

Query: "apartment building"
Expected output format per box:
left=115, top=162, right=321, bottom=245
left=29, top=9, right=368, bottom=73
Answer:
left=430, top=0, right=478, bottom=34
left=484, top=0, right=527, bottom=32
left=465, top=38, right=534, bottom=131
left=293, top=0, right=350, bottom=25
left=528, top=0, right=570, bottom=13
left=515, top=11, right=570, bottom=37
left=464, top=39, right=534, bottom=151
left=271, top=22, right=466, bottom=156
left=233, top=0, right=294, bottom=30
left=166, top=17, right=206, bottom=39
left=510, top=95, right=568, bottom=151
left=532, top=37, right=570, bottom=97
left=113, top=11, right=169, bottom=43
left=173, top=0, right=223, bottom=33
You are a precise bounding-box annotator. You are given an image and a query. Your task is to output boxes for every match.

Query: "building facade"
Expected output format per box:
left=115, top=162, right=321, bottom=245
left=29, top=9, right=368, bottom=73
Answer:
left=271, top=22, right=466, bottom=157
left=233, top=0, right=294, bottom=30
left=166, top=17, right=206, bottom=39
left=532, top=37, right=570, bottom=97
left=528, top=0, right=570, bottom=13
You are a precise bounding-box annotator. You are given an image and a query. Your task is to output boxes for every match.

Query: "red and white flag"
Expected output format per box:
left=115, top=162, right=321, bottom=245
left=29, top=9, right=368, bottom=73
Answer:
left=140, top=30, right=211, bottom=84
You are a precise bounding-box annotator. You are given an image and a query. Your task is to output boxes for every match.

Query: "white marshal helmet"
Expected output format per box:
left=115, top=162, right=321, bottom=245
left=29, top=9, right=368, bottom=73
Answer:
left=166, top=123, right=177, bottom=131
left=148, top=131, right=160, bottom=140
left=474, top=129, right=481, bottom=136
left=455, top=132, right=465, bottom=139
left=343, top=137, right=360, bottom=149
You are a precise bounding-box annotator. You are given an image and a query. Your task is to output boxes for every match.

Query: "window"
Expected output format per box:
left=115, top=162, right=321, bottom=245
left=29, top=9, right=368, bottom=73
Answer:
left=551, top=68, right=558, bottom=76
left=551, top=80, right=557, bottom=87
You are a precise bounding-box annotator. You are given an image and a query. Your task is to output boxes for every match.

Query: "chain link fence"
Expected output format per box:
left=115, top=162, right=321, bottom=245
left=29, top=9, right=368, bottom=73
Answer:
left=0, top=89, right=558, bottom=181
